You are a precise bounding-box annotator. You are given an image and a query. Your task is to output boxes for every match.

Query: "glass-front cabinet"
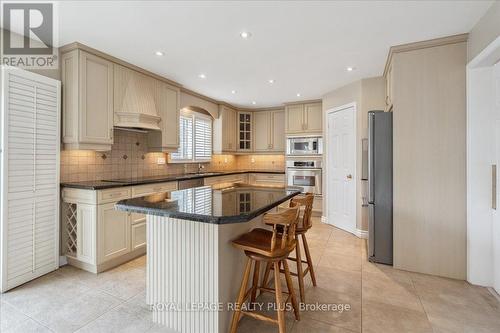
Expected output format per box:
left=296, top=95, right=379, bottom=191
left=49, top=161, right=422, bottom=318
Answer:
left=238, top=111, right=252, bottom=151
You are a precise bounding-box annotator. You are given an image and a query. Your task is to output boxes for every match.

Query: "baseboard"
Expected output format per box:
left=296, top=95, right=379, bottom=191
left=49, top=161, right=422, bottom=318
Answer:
left=321, top=216, right=368, bottom=239
left=59, top=255, right=68, bottom=266
left=355, top=229, right=368, bottom=239
left=488, top=288, right=500, bottom=304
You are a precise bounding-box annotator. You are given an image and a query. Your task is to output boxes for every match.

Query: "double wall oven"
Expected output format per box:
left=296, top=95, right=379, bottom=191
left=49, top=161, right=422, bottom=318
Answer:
left=286, top=160, right=322, bottom=195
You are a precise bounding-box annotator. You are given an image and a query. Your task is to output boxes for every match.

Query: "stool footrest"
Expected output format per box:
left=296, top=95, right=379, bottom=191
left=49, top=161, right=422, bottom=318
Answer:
left=287, top=257, right=309, bottom=265
left=241, top=310, right=279, bottom=324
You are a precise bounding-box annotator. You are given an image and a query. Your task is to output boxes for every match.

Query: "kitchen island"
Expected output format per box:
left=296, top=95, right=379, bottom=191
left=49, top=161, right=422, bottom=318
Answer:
left=116, top=183, right=301, bottom=333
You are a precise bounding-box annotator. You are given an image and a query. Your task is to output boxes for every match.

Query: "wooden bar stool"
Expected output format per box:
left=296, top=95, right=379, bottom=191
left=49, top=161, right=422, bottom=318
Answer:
left=229, top=206, right=301, bottom=333
left=262, top=193, right=316, bottom=303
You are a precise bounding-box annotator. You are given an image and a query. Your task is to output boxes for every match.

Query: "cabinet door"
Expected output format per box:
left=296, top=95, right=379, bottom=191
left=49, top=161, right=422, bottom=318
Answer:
left=238, top=112, right=252, bottom=151
left=149, top=80, right=180, bottom=150
left=76, top=204, right=96, bottom=264
left=98, top=203, right=131, bottom=264
left=79, top=51, right=114, bottom=144
left=130, top=213, right=146, bottom=251
left=223, top=106, right=237, bottom=151
left=253, top=111, right=271, bottom=151
left=271, top=110, right=285, bottom=151
left=304, top=103, right=322, bottom=133
left=285, top=104, right=304, bottom=133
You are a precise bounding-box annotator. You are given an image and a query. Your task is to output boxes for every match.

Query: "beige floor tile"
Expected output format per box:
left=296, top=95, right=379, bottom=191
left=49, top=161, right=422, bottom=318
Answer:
left=291, top=317, right=356, bottom=333
left=300, top=286, right=362, bottom=333
left=0, top=301, right=31, bottom=331
left=318, top=252, right=362, bottom=273
left=313, top=266, right=361, bottom=297
left=4, top=318, right=52, bottom=333
left=362, top=299, right=433, bottom=333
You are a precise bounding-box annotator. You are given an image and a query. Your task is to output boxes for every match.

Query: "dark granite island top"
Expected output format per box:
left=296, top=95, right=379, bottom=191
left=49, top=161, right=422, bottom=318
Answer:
left=115, top=183, right=302, bottom=224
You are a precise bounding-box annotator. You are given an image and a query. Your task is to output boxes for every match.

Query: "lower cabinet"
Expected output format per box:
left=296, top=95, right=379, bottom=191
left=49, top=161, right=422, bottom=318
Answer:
left=130, top=213, right=147, bottom=251
left=98, top=203, right=131, bottom=264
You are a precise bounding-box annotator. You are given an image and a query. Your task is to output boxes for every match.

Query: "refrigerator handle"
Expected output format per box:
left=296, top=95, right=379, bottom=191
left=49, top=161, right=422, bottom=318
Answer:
left=368, top=112, right=375, bottom=203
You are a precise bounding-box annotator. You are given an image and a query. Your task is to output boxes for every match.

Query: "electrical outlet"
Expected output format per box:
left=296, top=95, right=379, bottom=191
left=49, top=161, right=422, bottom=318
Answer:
left=251, top=158, right=255, bottom=163
left=157, top=157, right=166, bottom=165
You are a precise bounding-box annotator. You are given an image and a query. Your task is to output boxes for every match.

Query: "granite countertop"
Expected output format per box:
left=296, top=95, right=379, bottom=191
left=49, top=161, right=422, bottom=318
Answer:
left=60, top=170, right=285, bottom=190
left=115, top=183, right=302, bottom=224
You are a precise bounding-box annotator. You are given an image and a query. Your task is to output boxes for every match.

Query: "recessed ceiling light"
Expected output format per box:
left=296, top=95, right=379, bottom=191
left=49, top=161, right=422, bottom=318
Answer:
left=231, top=90, right=237, bottom=94
left=268, top=79, right=275, bottom=84
left=346, top=67, right=355, bottom=71
left=296, top=93, right=301, bottom=97
left=251, top=101, right=257, bottom=105
left=155, top=51, right=164, bottom=56
left=240, top=31, right=251, bottom=39
left=198, top=73, right=206, bottom=79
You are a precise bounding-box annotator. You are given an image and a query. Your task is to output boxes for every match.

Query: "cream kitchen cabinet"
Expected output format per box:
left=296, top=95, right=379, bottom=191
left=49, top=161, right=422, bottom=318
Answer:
left=285, top=102, right=322, bottom=134
left=98, top=203, right=131, bottom=264
left=61, top=181, right=177, bottom=273
left=254, top=110, right=285, bottom=152
left=248, top=173, right=285, bottom=186
left=148, top=80, right=181, bottom=152
left=113, top=64, right=162, bottom=130
left=238, top=111, right=253, bottom=152
left=61, top=49, right=114, bottom=151
left=203, top=173, right=248, bottom=186
left=213, top=105, right=237, bottom=153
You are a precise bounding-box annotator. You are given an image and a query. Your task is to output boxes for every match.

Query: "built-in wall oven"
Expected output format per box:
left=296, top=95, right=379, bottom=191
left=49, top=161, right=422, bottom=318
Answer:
left=286, top=136, right=323, bottom=156
left=286, top=160, right=322, bottom=195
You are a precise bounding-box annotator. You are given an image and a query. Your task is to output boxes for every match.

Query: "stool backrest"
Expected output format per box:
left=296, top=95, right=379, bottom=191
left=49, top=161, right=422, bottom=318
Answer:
left=263, top=206, right=300, bottom=252
left=289, top=192, right=314, bottom=230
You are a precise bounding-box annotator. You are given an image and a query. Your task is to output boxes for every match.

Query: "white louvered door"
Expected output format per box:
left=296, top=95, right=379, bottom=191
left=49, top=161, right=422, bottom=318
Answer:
left=1, top=66, right=60, bottom=292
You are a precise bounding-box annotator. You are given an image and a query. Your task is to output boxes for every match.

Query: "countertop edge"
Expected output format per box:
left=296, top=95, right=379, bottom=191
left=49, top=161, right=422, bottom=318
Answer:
left=60, top=170, right=286, bottom=190
left=115, top=188, right=301, bottom=225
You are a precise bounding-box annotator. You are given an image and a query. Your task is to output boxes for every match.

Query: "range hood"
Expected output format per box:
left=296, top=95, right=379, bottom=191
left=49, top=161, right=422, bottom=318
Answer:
left=114, top=64, right=161, bottom=131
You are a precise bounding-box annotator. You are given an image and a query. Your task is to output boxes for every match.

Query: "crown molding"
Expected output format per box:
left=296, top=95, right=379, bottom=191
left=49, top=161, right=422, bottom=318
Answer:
left=383, top=33, right=468, bottom=77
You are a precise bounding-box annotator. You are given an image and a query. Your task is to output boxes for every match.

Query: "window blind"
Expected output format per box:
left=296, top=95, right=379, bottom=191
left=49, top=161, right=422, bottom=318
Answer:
left=171, top=115, right=193, bottom=160
left=171, top=112, right=212, bottom=162
left=194, top=116, right=212, bottom=161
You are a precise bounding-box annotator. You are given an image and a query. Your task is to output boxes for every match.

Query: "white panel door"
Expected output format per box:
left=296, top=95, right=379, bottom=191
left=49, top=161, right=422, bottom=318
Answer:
left=1, top=67, right=60, bottom=292
left=494, top=62, right=500, bottom=294
left=327, top=105, right=356, bottom=233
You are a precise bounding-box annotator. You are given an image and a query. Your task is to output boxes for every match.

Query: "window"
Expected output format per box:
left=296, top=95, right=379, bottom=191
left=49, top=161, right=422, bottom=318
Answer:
left=171, top=111, right=212, bottom=162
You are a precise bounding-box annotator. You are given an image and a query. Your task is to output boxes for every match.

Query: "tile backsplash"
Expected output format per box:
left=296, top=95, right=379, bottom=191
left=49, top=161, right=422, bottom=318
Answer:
left=60, top=130, right=284, bottom=183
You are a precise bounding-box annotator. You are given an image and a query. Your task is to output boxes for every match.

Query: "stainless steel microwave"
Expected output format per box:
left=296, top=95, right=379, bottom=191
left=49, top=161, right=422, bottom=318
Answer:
left=286, top=137, right=323, bottom=156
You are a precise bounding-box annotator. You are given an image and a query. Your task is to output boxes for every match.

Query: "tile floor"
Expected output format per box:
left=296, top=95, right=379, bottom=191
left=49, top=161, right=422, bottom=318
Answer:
left=1, top=218, right=500, bottom=333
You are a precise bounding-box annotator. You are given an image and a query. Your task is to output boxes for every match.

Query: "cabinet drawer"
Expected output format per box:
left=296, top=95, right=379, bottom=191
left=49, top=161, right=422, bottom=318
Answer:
left=97, top=187, right=131, bottom=204
left=131, top=181, right=177, bottom=197
left=204, top=174, right=247, bottom=186
left=249, top=173, right=285, bottom=185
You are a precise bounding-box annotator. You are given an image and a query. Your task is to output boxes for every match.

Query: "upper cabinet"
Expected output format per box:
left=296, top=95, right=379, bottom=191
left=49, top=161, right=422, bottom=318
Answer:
left=285, top=102, right=322, bottom=135
left=238, top=111, right=252, bottom=152
left=213, top=105, right=237, bottom=153
left=254, top=110, right=285, bottom=153
left=62, top=50, right=114, bottom=151
left=61, top=44, right=181, bottom=152
left=113, top=64, right=161, bottom=130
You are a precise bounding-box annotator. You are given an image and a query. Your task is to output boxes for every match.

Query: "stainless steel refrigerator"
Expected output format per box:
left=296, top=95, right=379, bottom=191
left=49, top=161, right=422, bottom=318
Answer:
left=367, top=111, right=393, bottom=265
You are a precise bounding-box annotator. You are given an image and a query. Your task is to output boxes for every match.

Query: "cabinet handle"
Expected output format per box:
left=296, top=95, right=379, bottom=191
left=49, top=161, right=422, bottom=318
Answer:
left=110, top=128, right=113, bottom=139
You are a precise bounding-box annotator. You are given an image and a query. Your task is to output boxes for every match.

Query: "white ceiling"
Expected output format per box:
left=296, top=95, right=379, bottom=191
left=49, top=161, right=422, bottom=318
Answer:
left=58, top=1, right=492, bottom=108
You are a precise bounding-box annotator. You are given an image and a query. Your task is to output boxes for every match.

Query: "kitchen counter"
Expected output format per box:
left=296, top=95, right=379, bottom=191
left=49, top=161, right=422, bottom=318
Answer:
left=116, top=182, right=300, bottom=332
left=115, top=183, right=301, bottom=224
left=60, top=170, right=285, bottom=190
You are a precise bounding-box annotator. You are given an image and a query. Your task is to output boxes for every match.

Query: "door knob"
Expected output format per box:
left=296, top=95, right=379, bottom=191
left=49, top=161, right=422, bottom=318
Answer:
left=347, top=174, right=353, bottom=179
